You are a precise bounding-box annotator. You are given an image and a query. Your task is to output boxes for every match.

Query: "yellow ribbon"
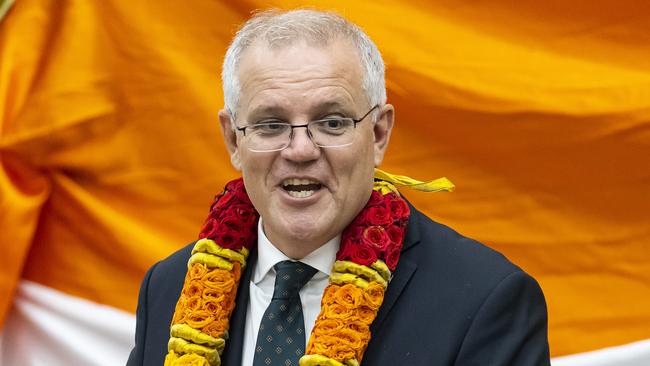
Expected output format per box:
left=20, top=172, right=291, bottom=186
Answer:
left=374, top=168, right=455, bottom=193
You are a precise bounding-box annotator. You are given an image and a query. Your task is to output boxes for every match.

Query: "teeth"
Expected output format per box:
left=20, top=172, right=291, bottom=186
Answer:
left=282, top=178, right=320, bottom=186
left=282, top=178, right=321, bottom=198
left=287, top=190, right=315, bottom=198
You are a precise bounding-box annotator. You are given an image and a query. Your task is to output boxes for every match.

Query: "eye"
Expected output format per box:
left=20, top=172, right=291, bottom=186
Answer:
left=249, top=122, right=289, bottom=136
left=322, top=118, right=345, bottom=129
left=312, top=118, right=353, bottom=135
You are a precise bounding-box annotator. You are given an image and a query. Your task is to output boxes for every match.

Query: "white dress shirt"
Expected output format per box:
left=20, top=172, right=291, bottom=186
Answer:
left=240, top=219, right=340, bottom=366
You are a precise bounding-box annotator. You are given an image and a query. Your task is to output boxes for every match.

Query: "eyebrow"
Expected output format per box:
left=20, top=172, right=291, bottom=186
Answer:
left=247, top=100, right=355, bottom=121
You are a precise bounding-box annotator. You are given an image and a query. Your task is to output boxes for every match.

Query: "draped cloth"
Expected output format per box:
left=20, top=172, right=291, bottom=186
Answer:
left=1, top=0, right=649, bottom=362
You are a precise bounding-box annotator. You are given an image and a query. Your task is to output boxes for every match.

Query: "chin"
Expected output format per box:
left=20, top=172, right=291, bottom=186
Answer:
left=282, top=216, right=331, bottom=245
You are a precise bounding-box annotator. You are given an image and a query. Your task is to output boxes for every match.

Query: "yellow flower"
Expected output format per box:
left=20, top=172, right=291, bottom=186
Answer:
left=172, top=353, right=211, bottom=366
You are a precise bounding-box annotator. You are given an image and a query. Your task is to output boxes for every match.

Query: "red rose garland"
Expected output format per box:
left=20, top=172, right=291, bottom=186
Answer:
left=339, top=190, right=408, bottom=271
left=164, top=178, right=410, bottom=366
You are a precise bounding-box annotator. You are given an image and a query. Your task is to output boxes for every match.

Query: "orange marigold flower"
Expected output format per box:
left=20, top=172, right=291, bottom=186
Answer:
left=202, top=269, right=235, bottom=292
left=185, top=310, right=214, bottom=329
left=184, top=280, right=204, bottom=298
left=332, top=342, right=356, bottom=362
left=362, top=282, right=385, bottom=310
left=203, top=300, right=222, bottom=314
left=171, top=294, right=188, bottom=324
left=201, top=318, right=228, bottom=338
left=185, top=296, right=202, bottom=311
left=214, top=316, right=230, bottom=331
left=182, top=274, right=192, bottom=288
left=172, top=308, right=187, bottom=325
left=231, top=262, right=242, bottom=282
left=346, top=320, right=370, bottom=341
left=323, top=303, right=353, bottom=320
left=312, top=318, right=343, bottom=336
left=202, top=288, right=226, bottom=302
left=189, top=263, right=209, bottom=280
left=222, top=290, right=237, bottom=311
left=321, top=284, right=340, bottom=305
left=309, top=335, right=340, bottom=360
left=336, top=328, right=364, bottom=349
left=334, top=284, right=363, bottom=309
left=355, top=306, right=377, bottom=325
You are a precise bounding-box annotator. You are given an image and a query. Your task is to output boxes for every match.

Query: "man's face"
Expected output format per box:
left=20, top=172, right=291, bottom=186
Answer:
left=219, top=39, right=393, bottom=258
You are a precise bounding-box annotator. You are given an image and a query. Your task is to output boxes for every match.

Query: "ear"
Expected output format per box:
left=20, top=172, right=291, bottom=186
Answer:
left=373, top=104, right=394, bottom=166
left=218, top=109, right=242, bottom=171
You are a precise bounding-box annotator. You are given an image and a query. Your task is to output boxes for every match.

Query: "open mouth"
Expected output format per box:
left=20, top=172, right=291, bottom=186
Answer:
left=281, top=178, right=323, bottom=198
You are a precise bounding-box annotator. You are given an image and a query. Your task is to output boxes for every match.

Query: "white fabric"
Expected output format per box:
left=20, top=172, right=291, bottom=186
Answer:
left=241, top=219, right=339, bottom=366
left=551, top=338, right=650, bottom=366
left=0, top=280, right=135, bottom=366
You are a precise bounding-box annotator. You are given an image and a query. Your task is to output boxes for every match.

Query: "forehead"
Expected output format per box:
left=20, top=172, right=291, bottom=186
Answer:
left=236, top=38, right=366, bottom=116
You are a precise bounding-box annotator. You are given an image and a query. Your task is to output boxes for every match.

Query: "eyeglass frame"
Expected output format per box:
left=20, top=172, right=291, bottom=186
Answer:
left=234, top=105, right=380, bottom=152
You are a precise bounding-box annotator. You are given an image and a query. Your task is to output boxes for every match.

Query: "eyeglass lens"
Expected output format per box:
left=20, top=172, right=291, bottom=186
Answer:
left=245, top=118, right=356, bottom=152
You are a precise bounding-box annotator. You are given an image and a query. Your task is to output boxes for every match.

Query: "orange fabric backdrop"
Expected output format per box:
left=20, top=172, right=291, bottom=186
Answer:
left=1, top=0, right=649, bottom=357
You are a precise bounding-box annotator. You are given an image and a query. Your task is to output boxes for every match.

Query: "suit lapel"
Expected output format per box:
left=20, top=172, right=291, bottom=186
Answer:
left=220, top=248, right=257, bottom=366
left=371, top=202, right=420, bottom=332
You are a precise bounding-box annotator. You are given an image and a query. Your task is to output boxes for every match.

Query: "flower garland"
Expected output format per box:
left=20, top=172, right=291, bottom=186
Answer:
left=164, top=177, right=410, bottom=366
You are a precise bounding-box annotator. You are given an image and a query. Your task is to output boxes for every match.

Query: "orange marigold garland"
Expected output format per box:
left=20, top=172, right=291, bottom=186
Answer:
left=300, top=183, right=408, bottom=366
left=164, top=178, right=409, bottom=366
left=165, top=179, right=257, bottom=366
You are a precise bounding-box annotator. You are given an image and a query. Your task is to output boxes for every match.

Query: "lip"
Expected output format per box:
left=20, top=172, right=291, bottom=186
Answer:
left=278, top=175, right=325, bottom=185
left=277, top=184, right=326, bottom=206
left=276, top=176, right=327, bottom=206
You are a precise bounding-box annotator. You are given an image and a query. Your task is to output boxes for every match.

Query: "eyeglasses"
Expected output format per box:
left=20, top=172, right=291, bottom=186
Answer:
left=235, top=105, right=379, bottom=152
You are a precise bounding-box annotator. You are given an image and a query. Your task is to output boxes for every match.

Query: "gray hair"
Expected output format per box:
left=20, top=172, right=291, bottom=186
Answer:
left=222, top=9, right=386, bottom=120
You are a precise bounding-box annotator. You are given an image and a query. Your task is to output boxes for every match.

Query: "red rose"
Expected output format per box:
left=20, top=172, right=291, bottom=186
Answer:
left=390, top=197, right=410, bottom=221
left=210, top=190, right=236, bottom=213
left=340, top=237, right=363, bottom=262
left=220, top=215, right=244, bottom=233
left=350, top=211, right=369, bottom=227
left=384, top=245, right=401, bottom=271
left=209, top=194, right=221, bottom=212
left=198, top=218, right=219, bottom=239
left=383, top=192, right=397, bottom=201
left=226, top=178, right=252, bottom=205
left=336, top=241, right=355, bottom=261
left=213, top=223, right=242, bottom=250
left=349, top=243, right=378, bottom=267
left=225, top=178, right=243, bottom=193
left=243, top=229, right=257, bottom=250
left=362, top=226, right=391, bottom=253
left=342, top=225, right=364, bottom=243
left=365, top=206, right=392, bottom=226
left=386, top=225, right=404, bottom=246
left=230, top=204, right=257, bottom=228
left=367, top=190, right=384, bottom=207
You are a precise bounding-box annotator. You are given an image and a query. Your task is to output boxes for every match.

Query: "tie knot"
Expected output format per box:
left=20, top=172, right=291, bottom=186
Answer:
left=272, top=260, right=317, bottom=300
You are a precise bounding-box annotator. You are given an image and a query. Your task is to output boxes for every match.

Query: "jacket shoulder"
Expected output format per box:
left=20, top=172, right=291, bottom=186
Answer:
left=132, top=242, right=195, bottom=366
left=406, top=205, right=523, bottom=279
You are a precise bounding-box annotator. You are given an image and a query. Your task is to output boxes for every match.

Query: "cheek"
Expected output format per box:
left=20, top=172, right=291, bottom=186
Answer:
left=240, top=153, right=276, bottom=198
left=329, top=143, right=375, bottom=195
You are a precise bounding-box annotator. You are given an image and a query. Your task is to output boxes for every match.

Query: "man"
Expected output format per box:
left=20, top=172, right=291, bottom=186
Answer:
left=127, top=9, right=550, bottom=366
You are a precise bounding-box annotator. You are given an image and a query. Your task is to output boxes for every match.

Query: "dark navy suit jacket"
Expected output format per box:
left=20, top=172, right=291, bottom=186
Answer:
left=127, top=205, right=551, bottom=365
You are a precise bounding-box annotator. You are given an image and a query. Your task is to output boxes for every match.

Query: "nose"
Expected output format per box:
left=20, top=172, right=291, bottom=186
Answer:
left=281, top=126, right=320, bottom=162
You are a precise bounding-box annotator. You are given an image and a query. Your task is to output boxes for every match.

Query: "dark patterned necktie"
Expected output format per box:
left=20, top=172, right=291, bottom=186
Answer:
left=252, top=260, right=318, bottom=366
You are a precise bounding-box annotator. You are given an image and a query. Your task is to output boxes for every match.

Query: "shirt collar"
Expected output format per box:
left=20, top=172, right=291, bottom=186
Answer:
left=253, top=218, right=340, bottom=284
